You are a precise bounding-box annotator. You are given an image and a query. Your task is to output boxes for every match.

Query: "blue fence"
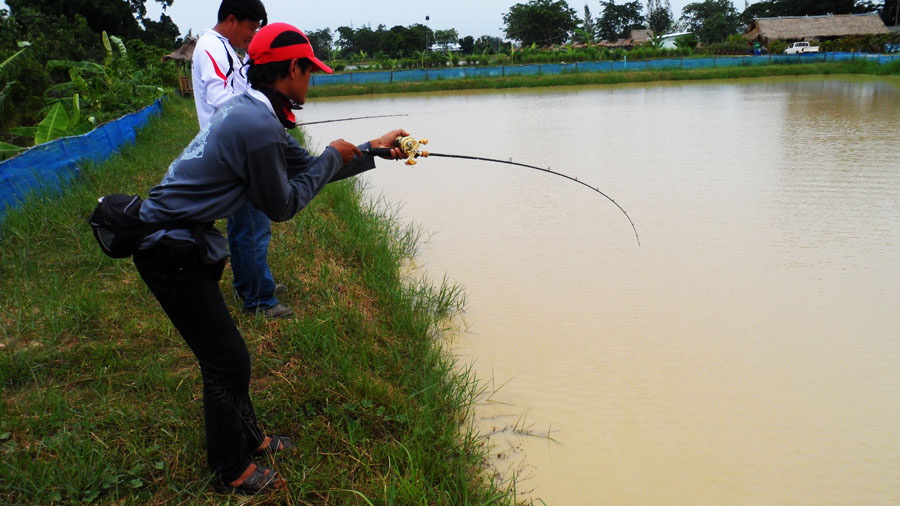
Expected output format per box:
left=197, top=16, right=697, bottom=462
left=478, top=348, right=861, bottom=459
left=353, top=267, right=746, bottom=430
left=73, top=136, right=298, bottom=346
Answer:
left=311, top=51, right=900, bottom=87
left=0, top=99, right=163, bottom=221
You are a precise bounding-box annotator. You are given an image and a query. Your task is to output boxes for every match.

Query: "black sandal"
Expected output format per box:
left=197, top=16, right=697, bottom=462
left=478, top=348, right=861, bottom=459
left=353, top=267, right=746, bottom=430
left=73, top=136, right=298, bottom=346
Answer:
left=219, top=463, right=283, bottom=495
left=253, top=435, right=293, bottom=456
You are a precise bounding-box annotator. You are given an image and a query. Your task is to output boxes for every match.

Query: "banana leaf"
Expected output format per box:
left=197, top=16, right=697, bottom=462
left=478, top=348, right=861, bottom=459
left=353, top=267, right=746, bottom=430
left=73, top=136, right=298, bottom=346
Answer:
left=0, top=141, right=24, bottom=159
left=0, top=42, right=31, bottom=81
left=34, top=102, right=69, bottom=145
left=67, top=95, right=96, bottom=135
left=47, top=60, right=105, bottom=74
left=8, top=126, right=37, bottom=139
left=0, top=81, right=16, bottom=111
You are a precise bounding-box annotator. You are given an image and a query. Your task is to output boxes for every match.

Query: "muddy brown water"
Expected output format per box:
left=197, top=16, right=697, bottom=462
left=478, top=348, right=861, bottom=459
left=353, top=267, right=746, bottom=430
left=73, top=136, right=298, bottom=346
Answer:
left=303, top=76, right=900, bottom=505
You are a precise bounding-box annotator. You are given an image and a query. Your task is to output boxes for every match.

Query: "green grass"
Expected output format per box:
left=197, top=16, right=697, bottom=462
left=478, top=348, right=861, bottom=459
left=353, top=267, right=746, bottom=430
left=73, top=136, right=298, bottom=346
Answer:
left=0, top=97, right=526, bottom=505
left=309, top=59, right=900, bottom=98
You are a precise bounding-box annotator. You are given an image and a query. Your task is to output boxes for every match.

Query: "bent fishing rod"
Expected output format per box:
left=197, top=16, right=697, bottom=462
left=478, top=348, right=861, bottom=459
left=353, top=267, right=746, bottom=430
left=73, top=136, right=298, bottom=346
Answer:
left=297, top=114, right=408, bottom=126
left=364, top=136, right=640, bottom=246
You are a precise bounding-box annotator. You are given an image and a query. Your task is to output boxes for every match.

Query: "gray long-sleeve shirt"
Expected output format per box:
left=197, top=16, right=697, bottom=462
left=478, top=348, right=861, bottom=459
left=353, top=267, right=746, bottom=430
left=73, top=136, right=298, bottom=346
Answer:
left=139, top=91, right=376, bottom=262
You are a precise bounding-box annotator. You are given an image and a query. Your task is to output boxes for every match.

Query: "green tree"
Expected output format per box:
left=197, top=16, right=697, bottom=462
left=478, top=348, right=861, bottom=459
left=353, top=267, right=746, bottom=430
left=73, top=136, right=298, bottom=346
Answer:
left=596, top=0, right=645, bottom=41
left=404, top=24, right=432, bottom=54
left=680, top=0, right=741, bottom=44
left=740, top=0, right=879, bottom=23
left=336, top=26, right=356, bottom=56
left=353, top=25, right=384, bottom=56
left=140, top=13, right=181, bottom=50
left=674, top=33, right=699, bottom=49
left=474, top=35, right=504, bottom=54
left=306, top=28, right=333, bottom=59
left=881, top=0, right=899, bottom=26
left=503, top=0, right=580, bottom=46
left=647, top=0, right=674, bottom=35
left=576, top=4, right=597, bottom=44
left=459, top=35, right=475, bottom=53
left=6, top=0, right=175, bottom=46
left=433, top=29, right=459, bottom=47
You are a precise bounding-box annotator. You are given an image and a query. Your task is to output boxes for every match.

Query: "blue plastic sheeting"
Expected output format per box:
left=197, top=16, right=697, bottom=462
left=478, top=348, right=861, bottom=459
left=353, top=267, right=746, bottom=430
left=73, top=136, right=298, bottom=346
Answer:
left=745, top=56, right=772, bottom=66
left=540, top=63, right=578, bottom=74
left=503, top=64, right=542, bottom=76
left=310, top=52, right=895, bottom=89
left=466, top=66, right=505, bottom=78
left=392, top=70, right=428, bottom=83
left=0, top=99, right=163, bottom=220
left=647, top=59, right=682, bottom=70
left=352, top=71, right=393, bottom=84
left=578, top=61, right=613, bottom=73
left=430, top=68, right=468, bottom=80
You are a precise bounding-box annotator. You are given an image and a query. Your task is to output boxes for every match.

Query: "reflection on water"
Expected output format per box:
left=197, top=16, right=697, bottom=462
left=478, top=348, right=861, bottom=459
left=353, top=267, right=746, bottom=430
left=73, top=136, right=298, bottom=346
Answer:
left=303, top=76, right=900, bottom=505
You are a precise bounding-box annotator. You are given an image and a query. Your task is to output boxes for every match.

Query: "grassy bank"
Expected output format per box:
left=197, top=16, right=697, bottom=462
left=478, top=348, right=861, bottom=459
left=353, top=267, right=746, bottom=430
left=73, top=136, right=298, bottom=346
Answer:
left=0, top=98, right=522, bottom=504
left=309, top=59, right=900, bottom=98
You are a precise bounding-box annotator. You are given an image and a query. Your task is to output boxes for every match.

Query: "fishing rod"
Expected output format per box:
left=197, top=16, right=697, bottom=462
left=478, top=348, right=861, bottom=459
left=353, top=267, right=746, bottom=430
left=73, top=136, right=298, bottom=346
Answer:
left=297, top=114, right=408, bottom=126
left=364, top=136, right=640, bottom=246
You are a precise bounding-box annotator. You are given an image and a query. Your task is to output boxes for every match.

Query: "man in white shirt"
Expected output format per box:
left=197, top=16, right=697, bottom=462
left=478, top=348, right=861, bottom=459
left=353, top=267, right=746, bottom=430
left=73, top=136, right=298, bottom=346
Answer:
left=192, top=0, right=293, bottom=319
left=192, top=0, right=265, bottom=128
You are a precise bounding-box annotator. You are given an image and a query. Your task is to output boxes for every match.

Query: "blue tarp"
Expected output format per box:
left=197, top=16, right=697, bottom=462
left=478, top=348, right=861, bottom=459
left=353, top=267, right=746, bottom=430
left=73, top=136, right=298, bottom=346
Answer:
left=309, top=52, right=898, bottom=88
left=0, top=99, right=163, bottom=220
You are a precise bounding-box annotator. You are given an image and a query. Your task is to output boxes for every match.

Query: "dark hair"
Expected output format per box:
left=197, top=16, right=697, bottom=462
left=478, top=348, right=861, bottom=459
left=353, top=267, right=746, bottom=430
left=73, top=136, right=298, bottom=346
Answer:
left=247, top=58, right=312, bottom=88
left=218, top=0, right=268, bottom=26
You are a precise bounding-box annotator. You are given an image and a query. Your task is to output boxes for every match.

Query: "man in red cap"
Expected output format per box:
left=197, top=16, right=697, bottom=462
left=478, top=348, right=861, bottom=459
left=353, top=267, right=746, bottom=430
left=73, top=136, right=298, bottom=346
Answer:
left=135, top=22, right=408, bottom=494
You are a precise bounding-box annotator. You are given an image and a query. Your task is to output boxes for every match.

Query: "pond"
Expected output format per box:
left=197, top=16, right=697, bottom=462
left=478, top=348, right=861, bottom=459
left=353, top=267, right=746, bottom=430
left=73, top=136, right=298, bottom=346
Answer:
left=302, top=76, right=900, bottom=505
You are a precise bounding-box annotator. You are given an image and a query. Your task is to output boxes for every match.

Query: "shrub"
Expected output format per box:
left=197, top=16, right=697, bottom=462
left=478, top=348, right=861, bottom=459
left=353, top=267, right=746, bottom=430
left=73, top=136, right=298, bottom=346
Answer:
left=768, top=40, right=788, bottom=54
left=675, top=34, right=699, bottom=50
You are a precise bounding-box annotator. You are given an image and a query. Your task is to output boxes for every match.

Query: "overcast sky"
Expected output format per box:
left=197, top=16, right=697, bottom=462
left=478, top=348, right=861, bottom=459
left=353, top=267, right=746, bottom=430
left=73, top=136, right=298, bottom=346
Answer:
left=0, top=0, right=749, bottom=39
left=139, top=0, right=749, bottom=40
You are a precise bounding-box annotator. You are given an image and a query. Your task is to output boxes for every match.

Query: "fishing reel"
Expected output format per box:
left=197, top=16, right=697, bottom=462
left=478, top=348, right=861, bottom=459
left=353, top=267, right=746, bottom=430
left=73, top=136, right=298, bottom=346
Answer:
left=395, top=135, right=429, bottom=166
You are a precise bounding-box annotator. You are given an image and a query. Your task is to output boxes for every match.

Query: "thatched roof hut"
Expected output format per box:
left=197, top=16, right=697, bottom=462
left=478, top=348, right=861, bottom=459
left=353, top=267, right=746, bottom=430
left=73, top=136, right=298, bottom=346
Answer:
left=596, top=38, right=630, bottom=48
left=163, top=37, right=197, bottom=62
left=745, top=13, right=889, bottom=43
left=629, top=29, right=653, bottom=45
left=597, top=29, right=653, bottom=49
left=163, top=37, right=197, bottom=97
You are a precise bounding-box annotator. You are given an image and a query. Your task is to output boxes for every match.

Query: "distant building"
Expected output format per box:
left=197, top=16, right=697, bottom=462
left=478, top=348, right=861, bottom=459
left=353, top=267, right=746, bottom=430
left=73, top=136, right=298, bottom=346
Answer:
left=658, top=31, right=693, bottom=49
left=596, top=29, right=654, bottom=49
left=430, top=42, right=461, bottom=52
left=745, top=13, right=889, bottom=44
left=629, top=29, right=653, bottom=46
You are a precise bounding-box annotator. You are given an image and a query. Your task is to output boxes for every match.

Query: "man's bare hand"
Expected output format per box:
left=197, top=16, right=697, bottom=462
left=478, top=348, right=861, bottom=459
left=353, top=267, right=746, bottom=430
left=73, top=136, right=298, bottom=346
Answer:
left=329, top=139, right=363, bottom=164
left=369, top=129, right=411, bottom=159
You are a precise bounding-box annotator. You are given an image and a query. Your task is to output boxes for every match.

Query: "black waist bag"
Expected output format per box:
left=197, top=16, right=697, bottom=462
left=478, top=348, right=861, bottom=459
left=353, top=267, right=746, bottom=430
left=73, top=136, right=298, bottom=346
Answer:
left=88, top=194, right=213, bottom=260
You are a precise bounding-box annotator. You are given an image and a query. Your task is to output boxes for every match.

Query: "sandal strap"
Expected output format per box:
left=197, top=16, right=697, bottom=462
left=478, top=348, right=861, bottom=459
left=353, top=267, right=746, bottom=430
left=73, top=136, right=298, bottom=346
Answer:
left=254, top=435, right=293, bottom=456
left=223, top=464, right=282, bottom=494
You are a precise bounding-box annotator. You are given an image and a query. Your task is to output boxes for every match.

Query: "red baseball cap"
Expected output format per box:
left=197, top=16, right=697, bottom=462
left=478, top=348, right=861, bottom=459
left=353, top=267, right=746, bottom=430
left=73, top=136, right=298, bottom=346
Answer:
left=248, top=22, right=333, bottom=74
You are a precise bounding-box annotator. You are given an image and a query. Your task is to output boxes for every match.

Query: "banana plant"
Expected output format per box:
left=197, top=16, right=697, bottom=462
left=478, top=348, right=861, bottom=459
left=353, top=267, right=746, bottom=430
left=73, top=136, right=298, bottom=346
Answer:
left=0, top=41, right=32, bottom=160
left=0, top=41, right=31, bottom=82
left=8, top=94, right=95, bottom=147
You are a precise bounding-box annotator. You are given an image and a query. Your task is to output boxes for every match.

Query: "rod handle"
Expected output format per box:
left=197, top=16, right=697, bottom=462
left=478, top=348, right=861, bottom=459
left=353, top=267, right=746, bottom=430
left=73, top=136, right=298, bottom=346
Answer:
left=366, top=147, right=394, bottom=157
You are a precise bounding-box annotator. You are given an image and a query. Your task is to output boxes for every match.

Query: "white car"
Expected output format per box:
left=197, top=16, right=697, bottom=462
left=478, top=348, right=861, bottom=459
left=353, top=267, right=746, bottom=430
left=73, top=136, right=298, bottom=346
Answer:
left=784, top=42, right=820, bottom=54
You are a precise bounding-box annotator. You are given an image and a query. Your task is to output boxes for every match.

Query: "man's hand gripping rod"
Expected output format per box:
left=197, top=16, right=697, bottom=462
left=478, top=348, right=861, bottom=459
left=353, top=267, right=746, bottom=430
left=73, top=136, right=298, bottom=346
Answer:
left=364, top=135, right=640, bottom=246
left=366, top=135, right=429, bottom=165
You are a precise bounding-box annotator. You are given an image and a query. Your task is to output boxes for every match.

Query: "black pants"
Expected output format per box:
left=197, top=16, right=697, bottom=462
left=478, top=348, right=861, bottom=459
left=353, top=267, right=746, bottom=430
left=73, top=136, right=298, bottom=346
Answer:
left=134, top=242, right=264, bottom=482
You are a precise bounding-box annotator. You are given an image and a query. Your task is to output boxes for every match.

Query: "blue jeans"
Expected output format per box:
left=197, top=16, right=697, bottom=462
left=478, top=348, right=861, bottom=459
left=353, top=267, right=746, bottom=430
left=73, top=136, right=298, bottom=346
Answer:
left=227, top=202, right=279, bottom=310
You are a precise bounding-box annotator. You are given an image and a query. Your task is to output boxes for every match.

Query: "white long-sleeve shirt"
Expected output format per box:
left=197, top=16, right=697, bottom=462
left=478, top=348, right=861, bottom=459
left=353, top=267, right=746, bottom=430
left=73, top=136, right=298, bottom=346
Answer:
left=191, top=29, right=250, bottom=128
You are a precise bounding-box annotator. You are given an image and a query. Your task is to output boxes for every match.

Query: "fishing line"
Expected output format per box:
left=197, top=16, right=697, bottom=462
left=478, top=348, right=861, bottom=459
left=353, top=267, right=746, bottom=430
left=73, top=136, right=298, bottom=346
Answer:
left=428, top=152, right=640, bottom=247
left=365, top=136, right=640, bottom=246
left=297, top=114, right=408, bottom=126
